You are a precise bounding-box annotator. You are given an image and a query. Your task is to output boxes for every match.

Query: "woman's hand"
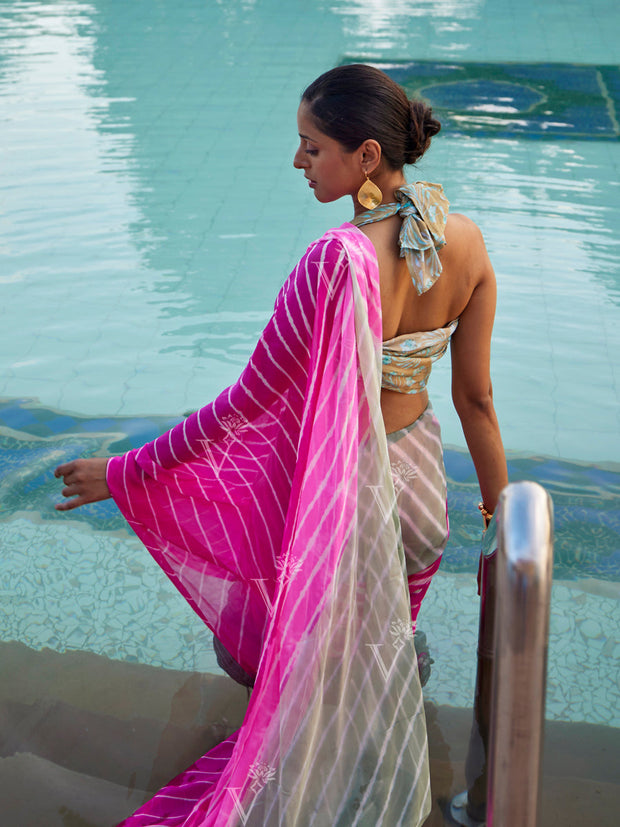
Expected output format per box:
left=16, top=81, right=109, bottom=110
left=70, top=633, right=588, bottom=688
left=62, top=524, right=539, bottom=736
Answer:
left=54, top=458, right=111, bottom=511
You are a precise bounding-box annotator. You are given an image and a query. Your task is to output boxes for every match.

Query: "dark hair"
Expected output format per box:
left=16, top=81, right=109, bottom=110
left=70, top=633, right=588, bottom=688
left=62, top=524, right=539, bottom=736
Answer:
left=301, top=64, right=441, bottom=168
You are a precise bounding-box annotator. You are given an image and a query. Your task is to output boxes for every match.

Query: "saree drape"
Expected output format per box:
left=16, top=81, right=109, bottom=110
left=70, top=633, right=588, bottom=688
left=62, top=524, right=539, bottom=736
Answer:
left=107, top=224, right=431, bottom=826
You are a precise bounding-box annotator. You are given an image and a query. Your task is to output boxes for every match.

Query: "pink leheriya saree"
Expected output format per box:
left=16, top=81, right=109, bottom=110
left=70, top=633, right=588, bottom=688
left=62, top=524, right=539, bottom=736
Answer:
left=107, top=224, right=431, bottom=826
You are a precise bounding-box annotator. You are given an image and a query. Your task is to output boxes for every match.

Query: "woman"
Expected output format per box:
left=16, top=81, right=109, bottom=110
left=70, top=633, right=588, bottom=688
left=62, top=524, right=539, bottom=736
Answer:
left=55, top=65, right=507, bottom=826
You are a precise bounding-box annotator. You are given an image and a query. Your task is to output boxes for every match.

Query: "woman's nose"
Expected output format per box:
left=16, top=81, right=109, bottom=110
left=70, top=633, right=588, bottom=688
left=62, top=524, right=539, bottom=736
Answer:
left=293, top=146, right=307, bottom=169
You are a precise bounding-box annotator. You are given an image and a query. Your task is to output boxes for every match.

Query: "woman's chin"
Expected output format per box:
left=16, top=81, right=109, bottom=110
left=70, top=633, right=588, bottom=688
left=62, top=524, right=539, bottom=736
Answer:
left=313, top=191, right=335, bottom=204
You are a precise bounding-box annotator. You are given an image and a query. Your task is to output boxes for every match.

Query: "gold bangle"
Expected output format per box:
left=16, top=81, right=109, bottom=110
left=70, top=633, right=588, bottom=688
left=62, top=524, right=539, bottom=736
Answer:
left=478, top=502, right=493, bottom=527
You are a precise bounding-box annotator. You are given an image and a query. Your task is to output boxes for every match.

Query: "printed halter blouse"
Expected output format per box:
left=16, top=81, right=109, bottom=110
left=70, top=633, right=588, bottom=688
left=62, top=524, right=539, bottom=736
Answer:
left=352, top=181, right=458, bottom=395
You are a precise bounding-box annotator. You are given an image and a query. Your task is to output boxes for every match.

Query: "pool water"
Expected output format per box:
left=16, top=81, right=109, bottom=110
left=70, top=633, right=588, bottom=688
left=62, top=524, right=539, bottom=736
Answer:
left=1, top=1, right=618, bottom=824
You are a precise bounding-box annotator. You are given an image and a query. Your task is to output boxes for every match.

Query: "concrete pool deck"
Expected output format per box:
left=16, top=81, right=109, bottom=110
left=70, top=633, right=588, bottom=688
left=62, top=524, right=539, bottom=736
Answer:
left=1, top=640, right=617, bottom=826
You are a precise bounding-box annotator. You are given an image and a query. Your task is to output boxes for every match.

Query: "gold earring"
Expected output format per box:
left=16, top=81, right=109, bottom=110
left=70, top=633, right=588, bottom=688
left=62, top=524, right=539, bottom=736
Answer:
left=357, top=172, right=382, bottom=210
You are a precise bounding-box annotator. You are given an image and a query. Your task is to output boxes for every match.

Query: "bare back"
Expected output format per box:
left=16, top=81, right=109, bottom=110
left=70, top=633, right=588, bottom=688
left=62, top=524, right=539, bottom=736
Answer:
left=357, top=213, right=497, bottom=432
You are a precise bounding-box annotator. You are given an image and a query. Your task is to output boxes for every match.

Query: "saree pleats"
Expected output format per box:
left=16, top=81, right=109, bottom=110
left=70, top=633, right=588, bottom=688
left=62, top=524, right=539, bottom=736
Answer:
left=386, top=408, right=449, bottom=629
left=107, top=225, right=431, bottom=826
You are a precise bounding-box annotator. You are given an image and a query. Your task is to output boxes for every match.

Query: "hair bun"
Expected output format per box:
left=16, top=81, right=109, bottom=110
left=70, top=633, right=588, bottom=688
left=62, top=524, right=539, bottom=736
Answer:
left=405, top=100, right=441, bottom=165
left=302, top=64, right=440, bottom=169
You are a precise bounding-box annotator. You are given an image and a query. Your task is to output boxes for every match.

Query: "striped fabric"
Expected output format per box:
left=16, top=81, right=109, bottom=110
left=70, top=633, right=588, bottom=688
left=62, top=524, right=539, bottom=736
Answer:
left=386, top=407, right=450, bottom=630
left=108, top=225, right=431, bottom=826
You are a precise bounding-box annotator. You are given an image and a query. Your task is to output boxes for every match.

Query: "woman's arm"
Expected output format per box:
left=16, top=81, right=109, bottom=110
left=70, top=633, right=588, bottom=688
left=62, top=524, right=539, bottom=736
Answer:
left=55, top=235, right=350, bottom=509
left=450, top=223, right=508, bottom=517
left=53, top=258, right=316, bottom=510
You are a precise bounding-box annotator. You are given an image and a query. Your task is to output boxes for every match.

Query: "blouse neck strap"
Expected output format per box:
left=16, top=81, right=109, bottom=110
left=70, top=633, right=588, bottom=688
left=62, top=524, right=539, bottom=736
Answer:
left=351, top=181, right=449, bottom=295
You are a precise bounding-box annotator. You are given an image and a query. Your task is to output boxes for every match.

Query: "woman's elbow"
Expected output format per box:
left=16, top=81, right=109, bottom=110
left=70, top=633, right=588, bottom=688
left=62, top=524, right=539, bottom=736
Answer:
left=452, top=385, right=496, bottom=423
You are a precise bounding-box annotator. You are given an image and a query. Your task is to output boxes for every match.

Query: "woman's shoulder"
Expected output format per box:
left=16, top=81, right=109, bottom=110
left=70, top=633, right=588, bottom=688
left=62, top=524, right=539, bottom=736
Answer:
left=442, top=213, right=494, bottom=285
left=445, top=212, right=484, bottom=240
left=303, top=223, right=377, bottom=263
left=444, top=213, right=491, bottom=261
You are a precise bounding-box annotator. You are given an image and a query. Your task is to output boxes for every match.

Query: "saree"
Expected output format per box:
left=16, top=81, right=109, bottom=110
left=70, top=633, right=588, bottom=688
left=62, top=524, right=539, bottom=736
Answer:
left=107, top=224, right=431, bottom=826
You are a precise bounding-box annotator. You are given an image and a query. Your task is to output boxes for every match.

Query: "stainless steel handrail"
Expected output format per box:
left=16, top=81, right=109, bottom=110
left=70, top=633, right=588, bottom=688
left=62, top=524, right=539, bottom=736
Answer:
left=451, top=481, right=554, bottom=827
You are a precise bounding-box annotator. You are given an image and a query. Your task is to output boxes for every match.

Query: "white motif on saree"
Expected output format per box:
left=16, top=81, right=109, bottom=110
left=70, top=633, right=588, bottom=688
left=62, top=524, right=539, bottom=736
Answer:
left=225, top=761, right=277, bottom=825
left=276, top=555, right=303, bottom=585
left=390, top=617, right=415, bottom=650
left=248, top=760, right=277, bottom=793
left=391, top=459, right=417, bottom=493
left=220, top=413, right=247, bottom=442
left=367, top=615, right=415, bottom=681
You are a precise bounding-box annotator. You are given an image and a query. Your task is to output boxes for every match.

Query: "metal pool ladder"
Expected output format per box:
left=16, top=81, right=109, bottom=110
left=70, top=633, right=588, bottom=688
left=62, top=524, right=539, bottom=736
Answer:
left=450, top=481, right=554, bottom=827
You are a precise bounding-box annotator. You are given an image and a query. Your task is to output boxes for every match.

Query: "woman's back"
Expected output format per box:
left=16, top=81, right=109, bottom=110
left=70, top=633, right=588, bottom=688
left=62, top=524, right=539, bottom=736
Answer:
left=359, top=211, right=489, bottom=339
left=358, top=209, right=495, bottom=433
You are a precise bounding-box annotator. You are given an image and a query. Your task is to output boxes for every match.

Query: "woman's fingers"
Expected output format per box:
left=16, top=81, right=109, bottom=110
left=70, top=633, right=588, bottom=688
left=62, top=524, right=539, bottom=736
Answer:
left=55, top=495, right=87, bottom=512
left=54, top=460, right=77, bottom=479
left=54, top=480, right=86, bottom=511
left=54, top=457, right=111, bottom=511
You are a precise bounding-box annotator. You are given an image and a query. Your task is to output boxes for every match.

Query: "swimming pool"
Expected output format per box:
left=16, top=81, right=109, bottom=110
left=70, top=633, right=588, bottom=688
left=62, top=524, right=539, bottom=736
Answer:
left=1, top=0, right=618, bottom=824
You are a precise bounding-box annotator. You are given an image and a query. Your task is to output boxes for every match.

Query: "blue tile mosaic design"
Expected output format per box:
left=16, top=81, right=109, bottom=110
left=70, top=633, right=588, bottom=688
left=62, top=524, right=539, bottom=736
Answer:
left=0, top=398, right=180, bottom=451
left=354, top=60, right=620, bottom=140
left=2, top=398, right=618, bottom=582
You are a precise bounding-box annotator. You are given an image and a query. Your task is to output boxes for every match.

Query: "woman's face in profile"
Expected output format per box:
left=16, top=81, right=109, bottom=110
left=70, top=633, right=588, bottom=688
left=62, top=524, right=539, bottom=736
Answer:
left=293, top=101, right=362, bottom=204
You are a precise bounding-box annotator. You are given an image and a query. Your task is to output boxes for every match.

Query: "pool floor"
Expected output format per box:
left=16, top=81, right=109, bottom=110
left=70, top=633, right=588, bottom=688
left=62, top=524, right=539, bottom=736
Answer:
left=0, top=0, right=619, bottom=824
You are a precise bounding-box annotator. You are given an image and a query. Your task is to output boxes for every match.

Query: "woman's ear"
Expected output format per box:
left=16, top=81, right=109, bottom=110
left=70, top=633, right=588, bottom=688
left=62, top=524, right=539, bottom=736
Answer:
left=360, top=139, right=382, bottom=174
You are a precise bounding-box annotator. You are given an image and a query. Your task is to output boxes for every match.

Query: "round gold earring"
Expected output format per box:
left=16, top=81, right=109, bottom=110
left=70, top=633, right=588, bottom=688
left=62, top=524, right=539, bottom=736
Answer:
left=357, top=172, right=382, bottom=210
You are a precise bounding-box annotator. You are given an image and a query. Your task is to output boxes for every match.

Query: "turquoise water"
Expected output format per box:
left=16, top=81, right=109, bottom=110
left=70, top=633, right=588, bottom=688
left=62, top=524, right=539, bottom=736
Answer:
left=1, top=0, right=618, bottom=784
left=1, top=0, right=619, bottom=462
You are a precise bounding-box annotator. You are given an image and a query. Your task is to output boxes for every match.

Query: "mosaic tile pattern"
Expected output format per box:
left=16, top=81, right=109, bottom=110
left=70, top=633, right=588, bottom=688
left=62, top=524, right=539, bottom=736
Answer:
left=0, top=397, right=181, bottom=452
left=2, top=513, right=617, bottom=727
left=418, top=572, right=620, bottom=728
left=2, top=391, right=618, bottom=729
left=2, top=398, right=618, bottom=581
left=444, top=451, right=620, bottom=580
left=0, top=517, right=219, bottom=674
left=354, top=60, right=620, bottom=140
left=2, top=395, right=617, bottom=728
